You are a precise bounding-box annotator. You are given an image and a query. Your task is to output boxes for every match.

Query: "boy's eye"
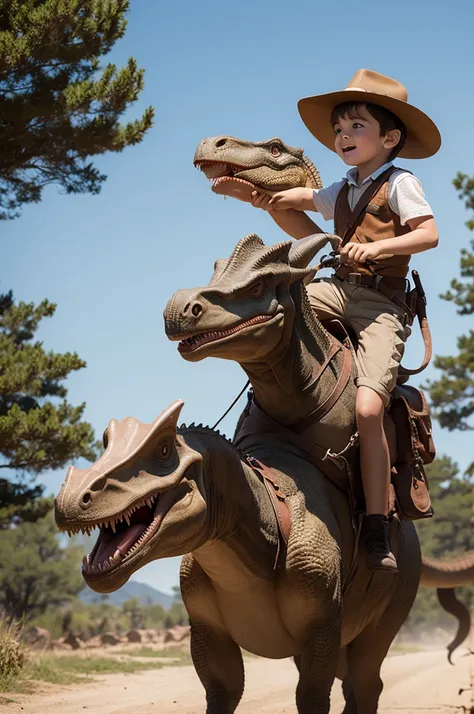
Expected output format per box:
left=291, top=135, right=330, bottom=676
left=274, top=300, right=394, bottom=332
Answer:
left=334, top=127, right=342, bottom=134
left=352, top=122, right=363, bottom=129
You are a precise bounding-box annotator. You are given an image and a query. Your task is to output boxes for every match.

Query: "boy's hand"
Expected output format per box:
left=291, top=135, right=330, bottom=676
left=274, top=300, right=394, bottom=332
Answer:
left=250, top=191, right=274, bottom=211
left=251, top=187, right=314, bottom=211
left=340, top=242, right=382, bottom=264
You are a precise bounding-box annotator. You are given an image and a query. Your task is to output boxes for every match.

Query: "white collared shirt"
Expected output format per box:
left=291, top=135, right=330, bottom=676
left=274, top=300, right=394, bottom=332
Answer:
left=312, top=161, right=433, bottom=226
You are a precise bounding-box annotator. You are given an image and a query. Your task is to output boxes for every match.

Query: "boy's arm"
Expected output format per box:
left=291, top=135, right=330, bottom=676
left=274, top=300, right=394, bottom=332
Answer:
left=269, top=208, right=325, bottom=240
left=341, top=216, right=438, bottom=263
left=251, top=187, right=325, bottom=240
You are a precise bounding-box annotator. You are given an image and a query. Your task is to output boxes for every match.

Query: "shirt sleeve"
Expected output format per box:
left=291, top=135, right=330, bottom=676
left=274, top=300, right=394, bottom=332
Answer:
left=312, top=179, right=345, bottom=221
left=388, top=172, right=433, bottom=226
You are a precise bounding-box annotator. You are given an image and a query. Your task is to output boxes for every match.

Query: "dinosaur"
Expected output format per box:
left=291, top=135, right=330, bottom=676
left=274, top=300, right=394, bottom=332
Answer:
left=54, top=398, right=474, bottom=714
left=194, top=135, right=322, bottom=202
left=162, top=231, right=474, bottom=711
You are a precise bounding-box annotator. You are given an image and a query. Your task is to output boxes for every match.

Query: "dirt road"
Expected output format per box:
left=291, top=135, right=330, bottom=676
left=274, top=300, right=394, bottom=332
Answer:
left=4, top=648, right=472, bottom=714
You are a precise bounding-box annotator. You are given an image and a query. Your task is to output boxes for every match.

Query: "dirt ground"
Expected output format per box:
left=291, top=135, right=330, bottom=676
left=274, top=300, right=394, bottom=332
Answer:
left=3, top=647, right=472, bottom=714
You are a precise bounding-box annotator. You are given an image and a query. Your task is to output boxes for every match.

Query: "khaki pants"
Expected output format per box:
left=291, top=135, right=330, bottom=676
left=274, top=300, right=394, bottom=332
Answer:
left=306, top=278, right=411, bottom=406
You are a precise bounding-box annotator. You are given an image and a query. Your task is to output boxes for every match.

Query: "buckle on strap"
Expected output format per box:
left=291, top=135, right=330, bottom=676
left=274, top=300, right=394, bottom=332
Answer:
left=346, top=272, right=364, bottom=286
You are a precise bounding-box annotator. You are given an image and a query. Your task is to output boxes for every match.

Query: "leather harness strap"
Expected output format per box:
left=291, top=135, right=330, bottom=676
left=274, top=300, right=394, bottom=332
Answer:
left=294, top=339, right=352, bottom=432
left=310, top=336, right=341, bottom=382
left=235, top=400, right=351, bottom=492
left=246, top=456, right=291, bottom=571
left=398, top=271, right=432, bottom=376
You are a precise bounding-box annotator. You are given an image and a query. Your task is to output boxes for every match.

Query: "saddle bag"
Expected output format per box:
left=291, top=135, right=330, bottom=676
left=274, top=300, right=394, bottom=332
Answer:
left=389, top=384, right=435, bottom=520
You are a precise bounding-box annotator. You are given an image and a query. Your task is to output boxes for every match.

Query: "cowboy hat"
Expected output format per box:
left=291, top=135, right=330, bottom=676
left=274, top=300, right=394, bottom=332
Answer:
left=298, top=69, right=441, bottom=159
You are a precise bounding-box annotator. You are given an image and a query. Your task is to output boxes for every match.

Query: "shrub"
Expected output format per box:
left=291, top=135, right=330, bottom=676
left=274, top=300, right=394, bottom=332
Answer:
left=0, top=617, right=26, bottom=688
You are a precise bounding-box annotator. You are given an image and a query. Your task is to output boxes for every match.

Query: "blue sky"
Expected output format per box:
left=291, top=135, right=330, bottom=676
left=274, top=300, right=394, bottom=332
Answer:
left=3, top=0, right=474, bottom=594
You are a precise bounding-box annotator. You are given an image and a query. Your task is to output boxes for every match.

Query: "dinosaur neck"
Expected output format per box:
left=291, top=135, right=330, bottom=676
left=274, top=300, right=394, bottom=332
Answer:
left=186, top=429, right=278, bottom=579
left=241, top=283, right=335, bottom=426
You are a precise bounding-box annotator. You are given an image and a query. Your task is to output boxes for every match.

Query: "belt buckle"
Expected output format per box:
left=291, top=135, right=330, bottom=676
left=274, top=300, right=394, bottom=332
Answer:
left=347, top=273, right=362, bottom=286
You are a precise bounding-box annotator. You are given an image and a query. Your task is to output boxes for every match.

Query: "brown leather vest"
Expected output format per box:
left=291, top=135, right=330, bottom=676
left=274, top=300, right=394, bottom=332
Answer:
left=334, top=166, right=411, bottom=279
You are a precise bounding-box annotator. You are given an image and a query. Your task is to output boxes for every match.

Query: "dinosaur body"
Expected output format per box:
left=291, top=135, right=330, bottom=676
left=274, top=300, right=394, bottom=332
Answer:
left=55, top=400, right=474, bottom=713
left=55, top=403, right=421, bottom=713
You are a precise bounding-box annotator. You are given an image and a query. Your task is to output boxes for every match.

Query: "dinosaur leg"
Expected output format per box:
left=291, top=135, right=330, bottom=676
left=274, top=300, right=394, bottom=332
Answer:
left=341, top=677, right=358, bottom=714
left=339, top=629, right=387, bottom=714
left=181, top=557, right=245, bottom=714
left=341, top=613, right=409, bottom=714
left=190, top=619, right=245, bottom=714
left=295, top=619, right=340, bottom=714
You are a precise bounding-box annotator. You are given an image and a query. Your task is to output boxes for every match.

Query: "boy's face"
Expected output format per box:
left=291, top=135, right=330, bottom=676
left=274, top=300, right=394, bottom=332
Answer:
left=333, top=105, right=399, bottom=169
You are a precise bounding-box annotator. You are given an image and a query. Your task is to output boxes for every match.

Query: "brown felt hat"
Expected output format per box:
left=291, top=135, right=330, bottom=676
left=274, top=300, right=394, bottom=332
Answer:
left=298, top=69, right=441, bottom=159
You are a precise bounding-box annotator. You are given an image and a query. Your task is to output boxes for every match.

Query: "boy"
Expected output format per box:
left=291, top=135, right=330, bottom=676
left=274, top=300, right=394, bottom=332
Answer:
left=251, top=69, right=440, bottom=573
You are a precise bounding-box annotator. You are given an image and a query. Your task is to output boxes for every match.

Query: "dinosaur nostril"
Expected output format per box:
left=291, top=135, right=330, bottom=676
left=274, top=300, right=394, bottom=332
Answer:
left=192, top=303, right=202, bottom=317
left=215, top=138, right=227, bottom=148
left=82, top=492, right=92, bottom=506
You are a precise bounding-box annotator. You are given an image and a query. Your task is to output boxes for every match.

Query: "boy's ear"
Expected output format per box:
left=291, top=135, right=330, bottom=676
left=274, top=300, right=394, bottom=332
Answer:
left=383, top=128, right=401, bottom=150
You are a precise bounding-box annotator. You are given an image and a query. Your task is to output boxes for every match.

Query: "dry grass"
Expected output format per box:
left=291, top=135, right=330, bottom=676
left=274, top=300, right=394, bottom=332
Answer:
left=0, top=616, right=26, bottom=692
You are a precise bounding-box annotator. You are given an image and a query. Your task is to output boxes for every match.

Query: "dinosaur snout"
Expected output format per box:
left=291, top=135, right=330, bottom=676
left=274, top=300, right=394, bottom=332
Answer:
left=164, top=289, right=206, bottom=337
left=194, top=136, right=232, bottom=164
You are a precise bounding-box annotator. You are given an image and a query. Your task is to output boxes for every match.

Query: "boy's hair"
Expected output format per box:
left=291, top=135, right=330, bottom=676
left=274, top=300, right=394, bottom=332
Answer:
left=331, top=102, right=407, bottom=160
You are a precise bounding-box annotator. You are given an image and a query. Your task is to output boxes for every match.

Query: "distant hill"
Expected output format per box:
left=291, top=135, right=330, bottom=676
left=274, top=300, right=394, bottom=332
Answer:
left=80, top=580, right=174, bottom=608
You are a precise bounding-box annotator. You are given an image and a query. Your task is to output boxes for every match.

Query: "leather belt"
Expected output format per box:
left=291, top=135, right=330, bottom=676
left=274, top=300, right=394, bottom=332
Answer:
left=335, top=268, right=411, bottom=319
left=335, top=267, right=408, bottom=293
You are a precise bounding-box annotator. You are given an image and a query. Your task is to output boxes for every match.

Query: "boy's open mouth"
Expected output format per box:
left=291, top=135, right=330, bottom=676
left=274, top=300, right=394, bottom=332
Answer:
left=342, top=145, right=356, bottom=153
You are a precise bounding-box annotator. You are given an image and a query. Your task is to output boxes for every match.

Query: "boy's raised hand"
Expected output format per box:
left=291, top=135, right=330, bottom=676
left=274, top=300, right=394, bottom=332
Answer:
left=250, top=191, right=274, bottom=211
left=251, top=187, right=315, bottom=211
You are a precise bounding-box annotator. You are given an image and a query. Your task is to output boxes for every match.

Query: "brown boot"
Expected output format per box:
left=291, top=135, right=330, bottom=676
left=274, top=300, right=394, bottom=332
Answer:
left=363, top=514, right=398, bottom=573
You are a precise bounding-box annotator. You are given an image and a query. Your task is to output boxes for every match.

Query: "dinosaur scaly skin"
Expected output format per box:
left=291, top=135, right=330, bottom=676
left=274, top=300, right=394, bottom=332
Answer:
left=194, top=135, right=322, bottom=201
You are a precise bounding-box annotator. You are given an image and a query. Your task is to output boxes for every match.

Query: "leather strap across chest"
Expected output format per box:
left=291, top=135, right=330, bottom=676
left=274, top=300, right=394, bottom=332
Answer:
left=334, top=166, right=399, bottom=247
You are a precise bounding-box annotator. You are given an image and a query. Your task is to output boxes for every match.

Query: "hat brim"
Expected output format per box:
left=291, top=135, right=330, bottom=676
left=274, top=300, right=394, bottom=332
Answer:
left=297, top=90, right=441, bottom=159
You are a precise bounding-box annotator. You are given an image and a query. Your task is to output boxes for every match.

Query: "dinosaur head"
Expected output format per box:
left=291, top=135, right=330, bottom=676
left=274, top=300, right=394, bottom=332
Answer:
left=194, top=136, right=322, bottom=202
left=164, top=234, right=340, bottom=364
left=54, top=401, right=207, bottom=593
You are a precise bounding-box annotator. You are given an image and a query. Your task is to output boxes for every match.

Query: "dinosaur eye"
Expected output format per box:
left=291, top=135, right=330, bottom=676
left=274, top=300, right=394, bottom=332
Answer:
left=249, top=281, right=264, bottom=298
left=156, top=441, right=171, bottom=461
left=271, top=144, right=281, bottom=157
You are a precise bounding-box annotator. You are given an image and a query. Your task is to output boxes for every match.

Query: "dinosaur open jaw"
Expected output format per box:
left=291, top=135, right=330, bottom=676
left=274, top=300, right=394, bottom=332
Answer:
left=195, top=160, right=269, bottom=202
left=176, top=313, right=276, bottom=354
left=194, top=160, right=247, bottom=180
left=72, top=484, right=191, bottom=579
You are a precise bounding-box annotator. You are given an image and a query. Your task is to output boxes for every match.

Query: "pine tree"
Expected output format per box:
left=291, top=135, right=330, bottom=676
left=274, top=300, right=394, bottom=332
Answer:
left=426, top=173, right=474, bottom=475
left=0, top=291, right=99, bottom=527
left=0, top=511, right=84, bottom=621
left=0, top=0, right=154, bottom=219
